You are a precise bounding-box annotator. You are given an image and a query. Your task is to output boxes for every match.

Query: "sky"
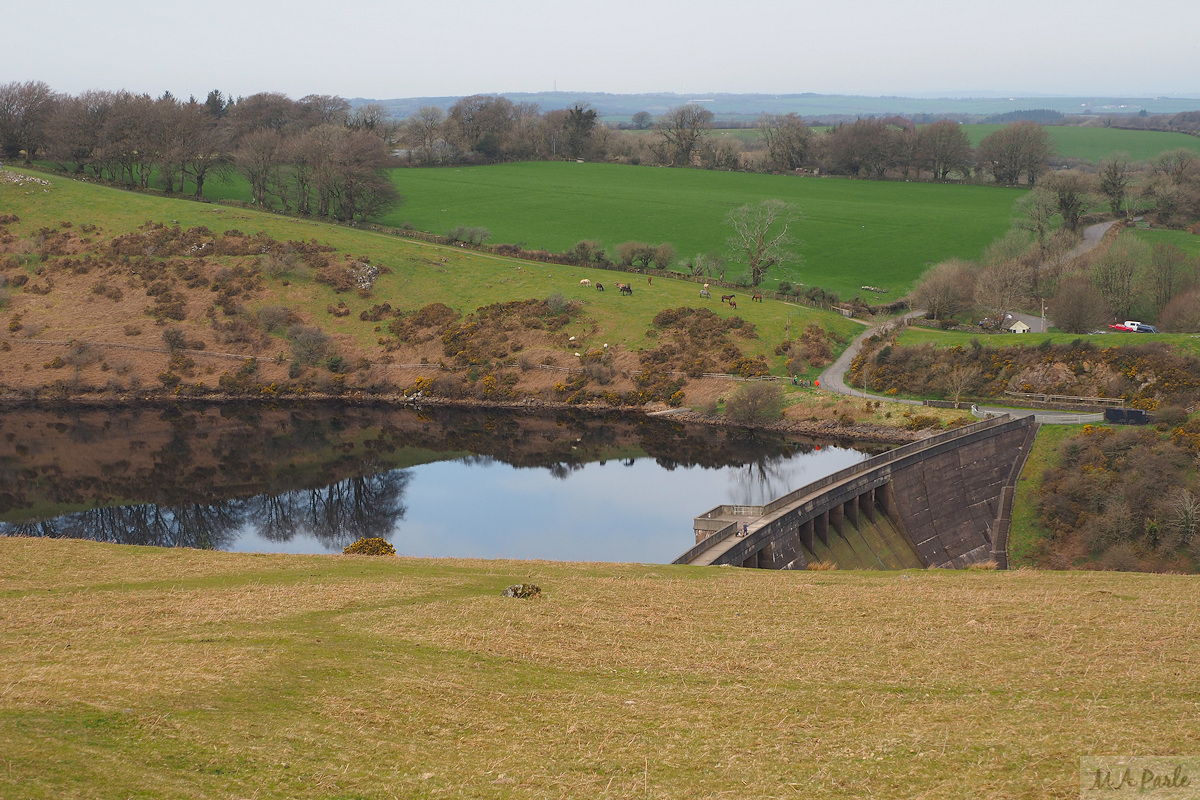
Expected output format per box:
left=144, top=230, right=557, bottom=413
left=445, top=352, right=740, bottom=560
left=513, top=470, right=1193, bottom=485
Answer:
left=5, top=0, right=1198, bottom=101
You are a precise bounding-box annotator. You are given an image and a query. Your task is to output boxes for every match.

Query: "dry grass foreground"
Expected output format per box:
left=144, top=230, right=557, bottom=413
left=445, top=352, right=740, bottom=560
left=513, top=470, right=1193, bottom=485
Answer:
left=2, top=538, right=1199, bottom=799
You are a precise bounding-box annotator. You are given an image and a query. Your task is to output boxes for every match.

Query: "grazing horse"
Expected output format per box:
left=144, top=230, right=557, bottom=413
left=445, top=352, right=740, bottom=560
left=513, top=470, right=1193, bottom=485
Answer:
left=647, top=276, right=652, bottom=286
left=595, top=282, right=605, bottom=291
left=580, top=278, right=591, bottom=287
left=729, top=300, right=737, bottom=309
left=699, top=288, right=711, bottom=299
left=721, top=294, right=736, bottom=304
left=752, top=293, right=763, bottom=302
left=619, top=283, right=633, bottom=296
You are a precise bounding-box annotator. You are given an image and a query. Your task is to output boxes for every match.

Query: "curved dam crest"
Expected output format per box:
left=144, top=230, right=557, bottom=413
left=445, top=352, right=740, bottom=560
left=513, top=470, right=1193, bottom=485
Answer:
left=679, top=415, right=1038, bottom=570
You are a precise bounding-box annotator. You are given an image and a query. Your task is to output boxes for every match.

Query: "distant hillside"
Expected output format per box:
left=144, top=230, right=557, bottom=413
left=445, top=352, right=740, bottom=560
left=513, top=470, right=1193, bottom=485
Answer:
left=350, top=91, right=1200, bottom=121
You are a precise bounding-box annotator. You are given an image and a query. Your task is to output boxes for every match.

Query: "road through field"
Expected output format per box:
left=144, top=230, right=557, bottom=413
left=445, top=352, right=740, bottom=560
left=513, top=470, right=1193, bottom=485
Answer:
left=818, top=221, right=1116, bottom=424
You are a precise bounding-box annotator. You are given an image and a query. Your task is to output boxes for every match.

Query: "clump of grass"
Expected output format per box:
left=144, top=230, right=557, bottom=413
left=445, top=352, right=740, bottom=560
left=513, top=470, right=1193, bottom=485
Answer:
left=806, top=559, right=838, bottom=570
left=965, top=559, right=999, bottom=570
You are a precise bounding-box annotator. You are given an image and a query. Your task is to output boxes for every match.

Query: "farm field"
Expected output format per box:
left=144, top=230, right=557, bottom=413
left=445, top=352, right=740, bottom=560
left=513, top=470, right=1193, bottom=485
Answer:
left=1134, top=227, right=1200, bottom=256
left=959, top=124, right=1200, bottom=162
left=3, top=536, right=1199, bottom=800
left=375, top=162, right=1022, bottom=298
left=619, top=124, right=1200, bottom=164
left=893, top=326, right=1200, bottom=357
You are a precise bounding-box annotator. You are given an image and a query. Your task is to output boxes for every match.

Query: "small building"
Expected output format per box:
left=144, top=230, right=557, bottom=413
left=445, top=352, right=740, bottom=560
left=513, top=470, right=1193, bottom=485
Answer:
left=1008, top=320, right=1031, bottom=334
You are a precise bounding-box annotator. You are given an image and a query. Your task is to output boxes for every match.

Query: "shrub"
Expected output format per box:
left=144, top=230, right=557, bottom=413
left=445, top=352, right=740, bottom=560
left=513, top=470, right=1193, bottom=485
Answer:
left=724, top=381, right=785, bottom=422
left=162, top=328, right=187, bottom=352
left=445, top=225, right=491, bottom=246
left=343, top=537, right=396, bottom=556
left=288, top=324, right=333, bottom=365
left=545, top=292, right=570, bottom=315
left=257, top=305, right=298, bottom=332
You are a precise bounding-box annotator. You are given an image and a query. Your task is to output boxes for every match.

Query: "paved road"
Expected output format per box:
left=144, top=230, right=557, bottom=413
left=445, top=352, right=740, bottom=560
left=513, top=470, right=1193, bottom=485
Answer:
left=817, top=221, right=1117, bottom=425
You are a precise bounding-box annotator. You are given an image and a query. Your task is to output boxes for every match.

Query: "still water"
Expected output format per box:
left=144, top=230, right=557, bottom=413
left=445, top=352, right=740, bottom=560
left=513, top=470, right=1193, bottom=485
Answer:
left=1, top=404, right=875, bottom=563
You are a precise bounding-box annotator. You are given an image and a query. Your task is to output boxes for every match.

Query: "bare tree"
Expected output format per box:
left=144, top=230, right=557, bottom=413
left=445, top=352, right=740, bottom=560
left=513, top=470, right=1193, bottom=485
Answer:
left=403, top=106, right=447, bottom=164
left=1040, top=170, right=1095, bottom=232
left=944, top=364, right=980, bottom=405
left=824, top=118, right=896, bottom=177
left=1051, top=273, right=1110, bottom=334
left=1147, top=243, right=1197, bottom=316
left=910, top=259, right=976, bottom=319
left=977, top=121, right=1054, bottom=185
left=1091, top=234, right=1150, bottom=320
left=1150, top=148, right=1199, bottom=185
left=757, top=112, right=812, bottom=172
left=725, top=199, right=800, bottom=286
left=0, top=80, right=57, bottom=160
left=236, top=129, right=284, bottom=207
left=916, top=120, right=973, bottom=180
left=975, top=257, right=1031, bottom=329
left=656, top=104, right=714, bottom=166
left=1159, top=289, right=1200, bottom=332
left=1015, top=187, right=1060, bottom=257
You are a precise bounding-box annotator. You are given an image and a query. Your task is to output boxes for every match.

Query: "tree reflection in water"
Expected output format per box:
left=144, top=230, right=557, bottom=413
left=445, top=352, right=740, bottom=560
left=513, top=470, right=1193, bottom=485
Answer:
left=2, top=469, right=411, bottom=552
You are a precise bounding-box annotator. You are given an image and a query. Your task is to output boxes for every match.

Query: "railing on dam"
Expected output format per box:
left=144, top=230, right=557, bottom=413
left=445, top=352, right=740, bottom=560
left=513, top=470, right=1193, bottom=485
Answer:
left=677, top=414, right=1036, bottom=567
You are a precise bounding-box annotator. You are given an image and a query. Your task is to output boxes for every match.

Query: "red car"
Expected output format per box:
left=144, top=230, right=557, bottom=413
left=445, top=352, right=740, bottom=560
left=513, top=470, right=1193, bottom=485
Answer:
left=1108, top=324, right=1134, bottom=332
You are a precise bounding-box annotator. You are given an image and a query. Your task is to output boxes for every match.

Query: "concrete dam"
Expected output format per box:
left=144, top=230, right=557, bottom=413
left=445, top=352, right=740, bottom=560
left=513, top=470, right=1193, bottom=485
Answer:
left=675, top=415, right=1038, bottom=570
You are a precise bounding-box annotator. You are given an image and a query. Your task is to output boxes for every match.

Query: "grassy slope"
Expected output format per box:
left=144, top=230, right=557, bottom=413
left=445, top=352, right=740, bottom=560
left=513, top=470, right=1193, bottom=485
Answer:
left=1008, top=424, right=1083, bottom=567
left=0, top=170, right=862, bottom=377
left=960, top=124, right=1200, bottom=161
left=3, top=537, right=1199, bottom=800
left=369, top=162, right=1021, bottom=297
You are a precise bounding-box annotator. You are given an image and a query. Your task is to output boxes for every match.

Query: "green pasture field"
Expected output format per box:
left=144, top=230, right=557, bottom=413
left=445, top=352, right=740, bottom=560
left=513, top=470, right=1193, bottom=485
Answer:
left=4, top=536, right=1199, bottom=800
left=1133, top=227, right=1200, bottom=256
left=893, top=326, right=1200, bottom=358
left=1, top=169, right=862, bottom=374
left=959, top=124, right=1200, bottom=162
left=373, top=162, right=1022, bottom=297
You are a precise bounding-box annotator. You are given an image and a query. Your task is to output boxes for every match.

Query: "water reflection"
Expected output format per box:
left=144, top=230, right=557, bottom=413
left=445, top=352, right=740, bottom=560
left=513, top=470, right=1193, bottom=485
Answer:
left=1, top=404, right=878, bottom=562
left=5, top=470, right=412, bottom=552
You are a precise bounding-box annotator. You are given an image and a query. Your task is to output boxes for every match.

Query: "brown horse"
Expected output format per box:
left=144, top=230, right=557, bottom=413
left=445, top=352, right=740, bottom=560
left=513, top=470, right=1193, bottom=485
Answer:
left=721, top=294, right=735, bottom=304
left=752, top=293, right=763, bottom=302
left=728, top=300, right=737, bottom=310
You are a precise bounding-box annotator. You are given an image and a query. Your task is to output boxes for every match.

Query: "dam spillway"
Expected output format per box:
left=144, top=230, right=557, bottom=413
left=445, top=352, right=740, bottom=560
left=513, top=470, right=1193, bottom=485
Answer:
left=676, top=415, right=1038, bottom=570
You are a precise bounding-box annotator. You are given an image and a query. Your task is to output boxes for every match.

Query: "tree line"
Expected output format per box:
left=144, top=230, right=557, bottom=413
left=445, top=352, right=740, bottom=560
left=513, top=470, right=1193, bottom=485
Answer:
left=4, top=80, right=1197, bottom=229
left=0, top=80, right=1076, bottom=194
left=0, top=81, right=400, bottom=221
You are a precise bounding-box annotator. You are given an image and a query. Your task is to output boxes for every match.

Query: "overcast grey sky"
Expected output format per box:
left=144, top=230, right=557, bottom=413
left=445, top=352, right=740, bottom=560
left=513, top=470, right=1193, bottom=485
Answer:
left=6, top=0, right=1198, bottom=100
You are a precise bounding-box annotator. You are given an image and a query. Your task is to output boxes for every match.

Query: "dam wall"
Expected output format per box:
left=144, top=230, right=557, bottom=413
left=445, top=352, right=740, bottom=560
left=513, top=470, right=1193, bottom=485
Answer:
left=678, top=415, right=1038, bottom=570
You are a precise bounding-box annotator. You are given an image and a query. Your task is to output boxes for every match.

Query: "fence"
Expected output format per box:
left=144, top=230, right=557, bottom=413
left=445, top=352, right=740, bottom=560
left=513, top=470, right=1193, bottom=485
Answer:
left=1003, top=391, right=1125, bottom=407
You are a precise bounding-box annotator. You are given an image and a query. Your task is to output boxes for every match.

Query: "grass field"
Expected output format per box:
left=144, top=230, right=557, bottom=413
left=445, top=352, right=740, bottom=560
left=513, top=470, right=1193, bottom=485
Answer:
left=369, top=162, right=1022, bottom=297
left=623, top=124, right=1200, bottom=164
left=893, top=326, right=1200, bottom=358
left=1134, top=227, right=1200, bottom=256
left=960, top=124, right=1200, bottom=162
left=3, top=537, right=1199, bottom=799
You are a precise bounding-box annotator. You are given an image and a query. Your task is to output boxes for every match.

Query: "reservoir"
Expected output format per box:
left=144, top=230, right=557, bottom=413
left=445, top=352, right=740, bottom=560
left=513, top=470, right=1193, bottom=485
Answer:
left=0, top=403, right=876, bottom=563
